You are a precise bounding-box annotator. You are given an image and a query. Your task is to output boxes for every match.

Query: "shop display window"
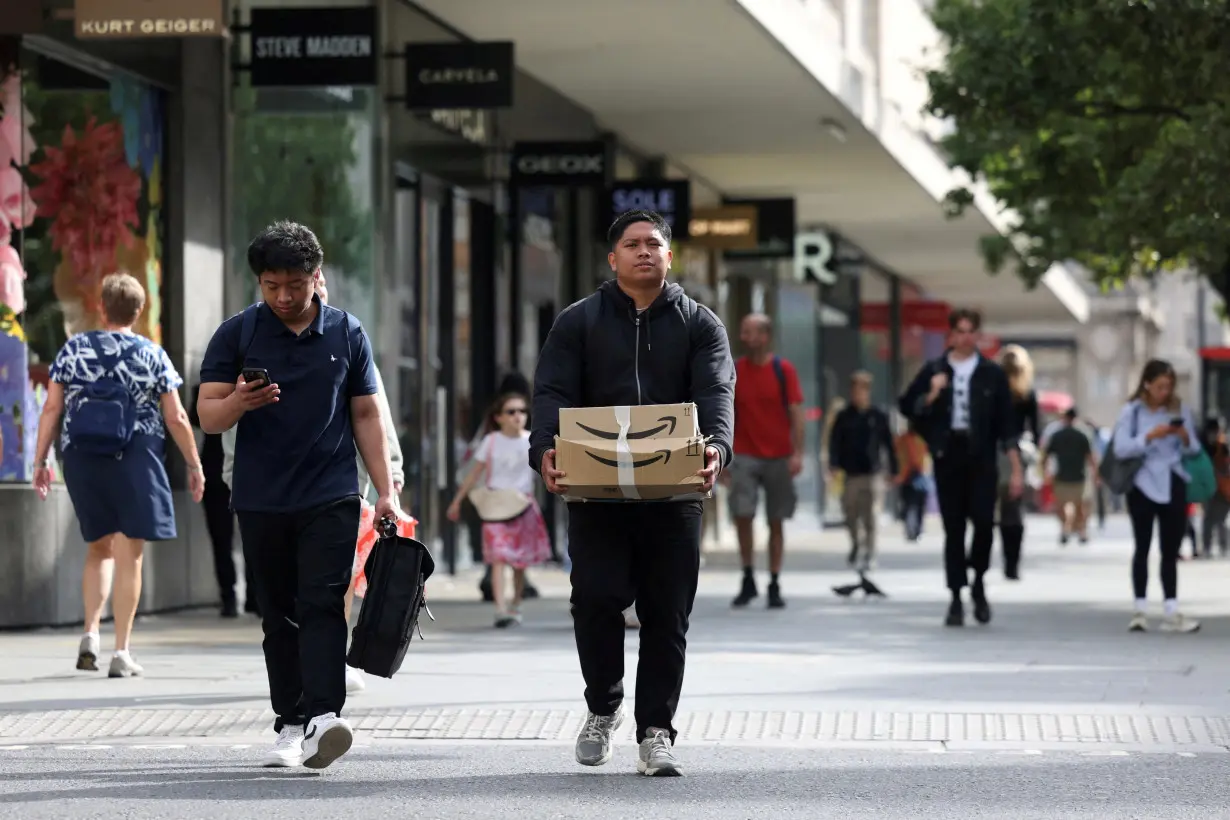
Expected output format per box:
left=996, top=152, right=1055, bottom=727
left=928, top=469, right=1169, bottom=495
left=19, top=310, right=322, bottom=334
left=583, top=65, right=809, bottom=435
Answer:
left=0, top=47, right=165, bottom=481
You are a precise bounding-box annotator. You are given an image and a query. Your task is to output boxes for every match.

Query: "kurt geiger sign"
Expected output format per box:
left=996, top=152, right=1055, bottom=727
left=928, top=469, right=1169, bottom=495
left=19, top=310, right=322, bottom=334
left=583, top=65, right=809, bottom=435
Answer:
left=75, top=0, right=225, bottom=38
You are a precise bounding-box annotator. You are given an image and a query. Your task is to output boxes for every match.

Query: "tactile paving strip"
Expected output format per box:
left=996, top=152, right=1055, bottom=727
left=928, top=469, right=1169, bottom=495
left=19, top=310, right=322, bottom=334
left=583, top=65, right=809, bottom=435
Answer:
left=3, top=708, right=1229, bottom=747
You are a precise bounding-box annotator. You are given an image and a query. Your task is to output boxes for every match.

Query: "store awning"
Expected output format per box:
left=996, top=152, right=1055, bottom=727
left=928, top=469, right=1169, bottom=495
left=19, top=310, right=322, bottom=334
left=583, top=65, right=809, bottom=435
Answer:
left=406, top=0, right=1089, bottom=324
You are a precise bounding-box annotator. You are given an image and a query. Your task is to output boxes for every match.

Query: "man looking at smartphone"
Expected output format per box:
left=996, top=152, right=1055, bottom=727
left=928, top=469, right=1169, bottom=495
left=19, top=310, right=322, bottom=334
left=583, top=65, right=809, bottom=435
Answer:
left=197, top=220, right=410, bottom=771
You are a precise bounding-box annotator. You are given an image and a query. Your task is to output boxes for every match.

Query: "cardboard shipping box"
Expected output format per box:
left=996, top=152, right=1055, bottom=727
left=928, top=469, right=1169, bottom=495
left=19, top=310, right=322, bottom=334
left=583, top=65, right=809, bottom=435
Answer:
left=556, top=403, right=710, bottom=501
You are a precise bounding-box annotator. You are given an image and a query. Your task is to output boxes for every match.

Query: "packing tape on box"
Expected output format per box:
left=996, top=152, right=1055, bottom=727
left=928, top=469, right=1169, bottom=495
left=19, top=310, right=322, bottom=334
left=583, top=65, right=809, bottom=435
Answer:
left=613, top=405, right=642, bottom=500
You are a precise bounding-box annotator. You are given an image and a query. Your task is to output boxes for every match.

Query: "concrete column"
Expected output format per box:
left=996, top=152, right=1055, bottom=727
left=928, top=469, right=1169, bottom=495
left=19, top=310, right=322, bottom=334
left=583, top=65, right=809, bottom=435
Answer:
left=152, top=37, right=230, bottom=614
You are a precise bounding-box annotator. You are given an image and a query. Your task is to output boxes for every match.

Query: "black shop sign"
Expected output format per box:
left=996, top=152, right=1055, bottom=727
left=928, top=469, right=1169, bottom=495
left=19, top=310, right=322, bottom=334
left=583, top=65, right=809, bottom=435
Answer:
left=599, top=180, right=692, bottom=242
left=405, top=41, right=514, bottom=110
left=721, top=197, right=796, bottom=259
left=510, top=141, right=609, bottom=187
left=249, top=6, right=377, bottom=87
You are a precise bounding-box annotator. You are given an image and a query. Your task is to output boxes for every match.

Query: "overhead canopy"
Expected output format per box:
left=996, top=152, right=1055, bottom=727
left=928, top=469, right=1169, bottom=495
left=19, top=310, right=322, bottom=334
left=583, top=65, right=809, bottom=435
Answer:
left=408, top=0, right=1089, bottom=324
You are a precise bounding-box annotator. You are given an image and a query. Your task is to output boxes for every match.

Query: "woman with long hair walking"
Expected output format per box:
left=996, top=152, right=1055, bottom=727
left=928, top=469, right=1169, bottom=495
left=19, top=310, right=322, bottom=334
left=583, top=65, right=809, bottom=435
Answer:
left=997, top=345, right=1040, bottom=580
left=1113, top=360, right=1201, bottom=633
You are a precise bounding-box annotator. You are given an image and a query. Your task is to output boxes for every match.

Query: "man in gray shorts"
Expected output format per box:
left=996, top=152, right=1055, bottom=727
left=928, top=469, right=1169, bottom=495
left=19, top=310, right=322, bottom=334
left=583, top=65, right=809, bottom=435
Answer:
left=724, top=314, right=805, bottom=609
left=828, top=371, right=897, bottom=570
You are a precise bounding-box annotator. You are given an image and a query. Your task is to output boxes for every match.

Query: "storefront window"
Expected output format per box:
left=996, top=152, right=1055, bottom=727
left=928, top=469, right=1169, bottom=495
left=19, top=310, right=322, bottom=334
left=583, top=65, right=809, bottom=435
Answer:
left=0, top=48, right=166, bottom=481
left=228, top=85, right=377, bottom=334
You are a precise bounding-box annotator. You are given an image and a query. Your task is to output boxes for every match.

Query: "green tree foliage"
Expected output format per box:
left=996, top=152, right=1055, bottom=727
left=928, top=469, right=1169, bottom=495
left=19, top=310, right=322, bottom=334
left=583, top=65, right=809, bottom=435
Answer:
left=925, top=0, right=1230, bottom=296
left=231, top=87, right=371, bottom=286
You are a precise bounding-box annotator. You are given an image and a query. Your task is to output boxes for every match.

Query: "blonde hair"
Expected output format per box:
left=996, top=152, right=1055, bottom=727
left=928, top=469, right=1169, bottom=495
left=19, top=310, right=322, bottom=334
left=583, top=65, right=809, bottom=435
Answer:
left=100, top=273, right=146, bottom=326
left=1000, top=344, right=1034, bottom=399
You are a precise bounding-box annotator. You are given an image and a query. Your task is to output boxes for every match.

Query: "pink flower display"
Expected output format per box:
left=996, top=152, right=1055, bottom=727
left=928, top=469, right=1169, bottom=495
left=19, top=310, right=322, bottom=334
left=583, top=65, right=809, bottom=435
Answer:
left=0, top=244, right=25, bottom=314
left=29, top=117, right=141, bottom=311
left=0, top=165, right=35, bottom=230
left=0, top=73, right=35, bottom=171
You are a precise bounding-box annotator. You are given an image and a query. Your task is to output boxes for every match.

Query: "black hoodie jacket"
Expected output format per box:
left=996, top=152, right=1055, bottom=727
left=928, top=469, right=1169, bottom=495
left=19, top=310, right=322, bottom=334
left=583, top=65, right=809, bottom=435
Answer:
left=529, top=280, right=736, bottom=478
left=898, top=351, right=1018, bottom=463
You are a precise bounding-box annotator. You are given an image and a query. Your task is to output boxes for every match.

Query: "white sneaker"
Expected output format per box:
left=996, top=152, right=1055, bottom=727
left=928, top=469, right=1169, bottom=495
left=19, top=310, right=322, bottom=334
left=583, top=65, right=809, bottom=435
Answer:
left=76, top=634, right=100, bottom=671
left=345, top=666, right=366, bottom=694
left=261, top=724, right=305, bottom=768
left=108, top=652, right=144, bottom=678
left=1160, top=613, right=1201, bottom=633
left=1128, top=612, right=1149, bottom=633
left=301, top=713, right=354, bottom=770
left=638, top=727, right=684, bottom=777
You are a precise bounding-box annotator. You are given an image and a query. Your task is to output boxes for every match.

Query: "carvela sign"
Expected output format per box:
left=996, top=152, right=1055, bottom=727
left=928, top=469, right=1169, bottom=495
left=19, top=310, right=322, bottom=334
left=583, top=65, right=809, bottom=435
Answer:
left=687, top=205, right=758, bottom=250
left=601, top=180, right=691, bottom=241
left=405, top=41, right=514, bottom=110
left=75, top=0, right=224, bottom=38
left=250, top=6, right=377, bottom=87
left=509, top=141, right=609, bottom=188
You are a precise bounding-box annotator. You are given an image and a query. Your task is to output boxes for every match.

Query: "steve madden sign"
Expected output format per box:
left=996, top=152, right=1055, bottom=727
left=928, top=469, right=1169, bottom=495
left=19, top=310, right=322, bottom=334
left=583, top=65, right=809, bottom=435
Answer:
left=250, top=7, right=377, bottom=87
left=405, top=41, right=514, bottom=110
left=509, top=141, right=609, bottom=187
left=75, top=0, right=224, bottom=38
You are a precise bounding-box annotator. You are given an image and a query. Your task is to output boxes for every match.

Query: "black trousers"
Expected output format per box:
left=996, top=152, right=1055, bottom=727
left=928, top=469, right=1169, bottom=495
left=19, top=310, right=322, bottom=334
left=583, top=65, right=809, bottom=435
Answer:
left=933, top=435, right=998, bottom=591
left=568, top=500, right=702, bottom=744
left=1126, top=473, right=1186, bottom=600
left=237, top=496, right=361, bottom=732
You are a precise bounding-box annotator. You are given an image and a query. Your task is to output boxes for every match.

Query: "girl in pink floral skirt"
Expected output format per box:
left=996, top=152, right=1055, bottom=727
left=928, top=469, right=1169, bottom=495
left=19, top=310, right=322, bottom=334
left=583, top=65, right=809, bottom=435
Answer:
left=448, top=392, right=550, bottom=628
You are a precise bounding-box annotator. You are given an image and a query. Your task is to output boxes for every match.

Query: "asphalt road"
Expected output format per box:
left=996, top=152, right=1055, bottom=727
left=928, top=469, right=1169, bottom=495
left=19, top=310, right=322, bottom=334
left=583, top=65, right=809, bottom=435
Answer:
left=0, top=743, right=1224, bottom=820
left=3, top=513, right=1230, bottom=818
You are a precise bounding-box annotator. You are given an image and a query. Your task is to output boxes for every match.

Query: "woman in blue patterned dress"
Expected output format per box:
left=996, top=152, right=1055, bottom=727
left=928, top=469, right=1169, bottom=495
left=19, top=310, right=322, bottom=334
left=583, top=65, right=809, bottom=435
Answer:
left=31, top=273, right=205, bottom=678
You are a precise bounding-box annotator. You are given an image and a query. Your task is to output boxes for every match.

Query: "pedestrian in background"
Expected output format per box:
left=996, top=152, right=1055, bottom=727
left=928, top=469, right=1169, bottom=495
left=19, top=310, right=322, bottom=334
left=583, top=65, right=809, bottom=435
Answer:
left=828, top=370, right=897, bottom=570
left=1112, top=359, right=1201, bottom=633
left=1198, top=417, right=1230, bottom=557
left=1039, top=408, right=1098, bottom=545
left=189, top=383, right=257, bottom=618
left=997, top=345, right=1040, bottom=580
left=725, top=312, right=804, bottom=609
left=531, top=209, right=734, bottom=777
left=32, top=273, right=205, bottom=678
left=899, top=308, right=1022, bottom=628
left=198, top=221, right=411, bottom=770
left=449, top=391, right=550, bottom=628
left=894, top=418, right=930, bottom=542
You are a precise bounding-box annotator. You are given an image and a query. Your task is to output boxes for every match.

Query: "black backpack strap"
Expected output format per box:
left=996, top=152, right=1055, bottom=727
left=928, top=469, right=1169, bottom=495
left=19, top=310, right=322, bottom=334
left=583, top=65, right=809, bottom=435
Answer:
left=233, top=302, right=261, bottom=373
left=772, top=355, right=789, bottom=410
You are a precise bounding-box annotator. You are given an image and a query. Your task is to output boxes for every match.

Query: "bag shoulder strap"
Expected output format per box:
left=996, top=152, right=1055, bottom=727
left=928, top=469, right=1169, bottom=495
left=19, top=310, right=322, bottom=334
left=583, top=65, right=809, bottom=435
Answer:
left=772, top=355, right=789, bottom=410
left=481, top=432, right=495, bottom=489
left=234, top=302, right=261, bottom=371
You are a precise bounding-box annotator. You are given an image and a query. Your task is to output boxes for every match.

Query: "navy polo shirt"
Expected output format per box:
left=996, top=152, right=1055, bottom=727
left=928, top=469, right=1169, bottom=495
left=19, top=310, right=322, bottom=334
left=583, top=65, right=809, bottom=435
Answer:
left=199, top=297, right=380, bottom=513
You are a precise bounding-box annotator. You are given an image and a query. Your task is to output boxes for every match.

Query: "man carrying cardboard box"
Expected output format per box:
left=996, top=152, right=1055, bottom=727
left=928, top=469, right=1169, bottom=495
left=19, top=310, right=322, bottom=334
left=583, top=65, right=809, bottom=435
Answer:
left=530, top=209, right=735, bottom=778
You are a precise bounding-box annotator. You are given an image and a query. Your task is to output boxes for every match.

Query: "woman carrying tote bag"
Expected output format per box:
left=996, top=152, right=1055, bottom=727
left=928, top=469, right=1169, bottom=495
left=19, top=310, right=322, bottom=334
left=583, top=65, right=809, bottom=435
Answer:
left=1111, top=359, right=1205, bottom=634
left=448, top=392, right=550, bottom=628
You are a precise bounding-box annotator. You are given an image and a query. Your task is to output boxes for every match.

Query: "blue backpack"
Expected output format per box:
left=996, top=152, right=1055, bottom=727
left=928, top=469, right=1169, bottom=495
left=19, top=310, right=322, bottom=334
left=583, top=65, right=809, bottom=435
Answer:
left=66, top=334, right=140, bottom=457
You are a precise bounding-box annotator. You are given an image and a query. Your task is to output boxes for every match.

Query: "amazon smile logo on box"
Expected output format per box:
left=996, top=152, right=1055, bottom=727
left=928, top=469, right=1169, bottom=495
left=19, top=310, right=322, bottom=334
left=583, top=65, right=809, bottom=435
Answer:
left=555, top=404, right=708, bottom=502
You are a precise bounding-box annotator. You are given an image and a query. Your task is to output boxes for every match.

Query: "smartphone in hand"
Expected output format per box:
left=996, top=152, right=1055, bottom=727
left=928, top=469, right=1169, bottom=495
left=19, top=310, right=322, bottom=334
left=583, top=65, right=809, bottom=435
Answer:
left=242, top=367, right=271, bottom=388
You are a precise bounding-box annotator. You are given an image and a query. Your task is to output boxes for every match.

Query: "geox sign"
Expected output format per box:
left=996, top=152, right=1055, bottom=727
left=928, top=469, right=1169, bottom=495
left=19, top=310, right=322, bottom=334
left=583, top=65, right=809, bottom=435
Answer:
left=509, top=141, right=609, bottom=187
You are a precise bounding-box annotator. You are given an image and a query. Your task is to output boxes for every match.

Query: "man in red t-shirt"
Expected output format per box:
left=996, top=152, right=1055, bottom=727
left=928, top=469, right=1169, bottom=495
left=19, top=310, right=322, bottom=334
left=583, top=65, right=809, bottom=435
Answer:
left=723, top=314, right=805, bottom=609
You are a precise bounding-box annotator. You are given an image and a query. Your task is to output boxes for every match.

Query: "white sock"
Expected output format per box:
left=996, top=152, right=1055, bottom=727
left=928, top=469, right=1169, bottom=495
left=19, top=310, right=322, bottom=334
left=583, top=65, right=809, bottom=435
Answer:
left=1134, top=598, right=1148, bottom=614
left=1163, top=599, right=1179, bottom=616
left=83, top=631, right=99, bottom=641
left=114, top=648, right=131, bottom=659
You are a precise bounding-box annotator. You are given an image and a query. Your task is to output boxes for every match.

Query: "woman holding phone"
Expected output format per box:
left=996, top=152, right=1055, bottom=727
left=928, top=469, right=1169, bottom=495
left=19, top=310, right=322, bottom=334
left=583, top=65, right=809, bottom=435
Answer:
left=1112, top=359, right=1202, bottom=633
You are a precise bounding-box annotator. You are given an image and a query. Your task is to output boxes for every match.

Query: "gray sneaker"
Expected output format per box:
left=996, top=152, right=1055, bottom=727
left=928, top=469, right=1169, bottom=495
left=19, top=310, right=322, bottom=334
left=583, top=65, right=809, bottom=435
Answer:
left=575, top=705, right=625, bottom=766
left=638, top=727, right=683, bottom=777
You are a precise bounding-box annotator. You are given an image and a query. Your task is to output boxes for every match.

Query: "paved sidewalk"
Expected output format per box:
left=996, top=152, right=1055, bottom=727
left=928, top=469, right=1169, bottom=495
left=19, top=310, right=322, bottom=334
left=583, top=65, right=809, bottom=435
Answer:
left=3, top=513, right=1230, bottom=753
